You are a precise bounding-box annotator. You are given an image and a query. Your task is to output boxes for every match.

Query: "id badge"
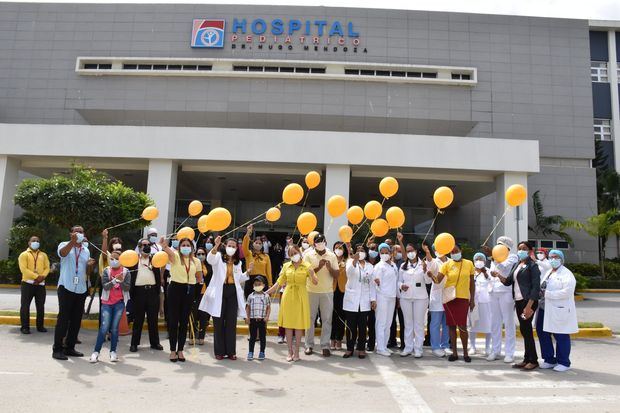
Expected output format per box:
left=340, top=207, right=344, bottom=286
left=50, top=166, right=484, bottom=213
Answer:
left=73, top=276, right=79, bottom=285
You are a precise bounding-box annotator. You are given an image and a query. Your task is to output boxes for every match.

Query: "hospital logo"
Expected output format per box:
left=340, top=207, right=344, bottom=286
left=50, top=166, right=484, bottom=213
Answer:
left=191, top=19, right=225, bottom=48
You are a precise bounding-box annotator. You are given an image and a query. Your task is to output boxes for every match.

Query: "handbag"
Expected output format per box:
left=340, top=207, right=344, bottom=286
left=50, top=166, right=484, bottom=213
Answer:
left=442, top=261, right=463, bottom=304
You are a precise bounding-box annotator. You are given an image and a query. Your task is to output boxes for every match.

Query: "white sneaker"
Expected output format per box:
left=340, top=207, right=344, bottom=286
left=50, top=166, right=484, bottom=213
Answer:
left=89, top=352, right=99, bottom=363
left=444, top=348, right=453, bottom=356
left=553, top=364, right=570, bottom=372
left=469, top=347, right=477, bottom=355
left=432, top=349, right=446, bottom=358
left=486, top=352, right=498, bottom=361
left=540, top=361, right=557, bottom=369
left=413, top=351, right=423, bottom=358
left=110, top=351, right=119, bottom=362
left=376, top=350, right=391, bottom=357
left=277, top=336, right=285, bottom=344
left=399, top=351, right=412, bottom=357
left=503, top=355, right=514, bottom=363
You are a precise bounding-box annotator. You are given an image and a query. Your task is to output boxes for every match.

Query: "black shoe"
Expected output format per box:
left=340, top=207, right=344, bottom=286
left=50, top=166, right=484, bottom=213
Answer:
left=52, top=351, right=68, bottom=360
left=20, top=327, right=31, bottom=335
left=64, top=349, right=84, bottom=357
left=37, top=327, right=48, bottom=333
left=448, top=355, right=458, bottom=362
left=129, top=345, right=138, bottom=353
left=151, top=344, right=164, bottom=351
left=464, top=356, right=472, bottom=363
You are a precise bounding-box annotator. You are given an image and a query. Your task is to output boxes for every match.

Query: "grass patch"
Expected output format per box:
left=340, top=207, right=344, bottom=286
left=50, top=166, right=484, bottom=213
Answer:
left=578, top=321, right=604, bottom=328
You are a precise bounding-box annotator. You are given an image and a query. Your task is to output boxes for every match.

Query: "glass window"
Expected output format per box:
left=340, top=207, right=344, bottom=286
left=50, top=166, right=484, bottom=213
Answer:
left=555, top=241, right=570, bottom=249
left=528, top=240, right=538, bottom=248
left=594, top=119, right=612, bottom=141
left=540, top=240, right=554, bottom=248
left=591, top=61, right=609, bottom=82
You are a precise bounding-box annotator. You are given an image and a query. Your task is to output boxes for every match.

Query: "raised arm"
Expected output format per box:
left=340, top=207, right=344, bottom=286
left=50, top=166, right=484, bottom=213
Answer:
left=160, top=236, right=176, bottom=263
left=59, top=232, right=80, bottom=258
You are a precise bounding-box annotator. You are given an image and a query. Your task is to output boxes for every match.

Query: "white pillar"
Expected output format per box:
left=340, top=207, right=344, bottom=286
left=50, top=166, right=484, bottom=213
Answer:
left=146, top=159, right=178, bottom=238
left=494, top=172, right=529, bottom=246
left=323, top=164, right=350, bottom=246
left=608, top=31, right=620, bottom=172
left=0, top=156, right=19, bottom=259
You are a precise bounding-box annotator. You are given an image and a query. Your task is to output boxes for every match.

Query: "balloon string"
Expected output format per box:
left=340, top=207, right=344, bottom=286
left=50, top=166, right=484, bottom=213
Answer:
left=104, top=218, right=141, bottom=231
left=351, top=218, right=368, bottom=237
left=291, top=191, right=311, bottom=241
left=482, top=206, right=511, bottom=247
left=325, top=217, right=334, bottom=234
left=421, top=209, right=442, bottom=245
left=221, top=203, right=281, bottom=238
left=175, top=216, right=191, bottom=232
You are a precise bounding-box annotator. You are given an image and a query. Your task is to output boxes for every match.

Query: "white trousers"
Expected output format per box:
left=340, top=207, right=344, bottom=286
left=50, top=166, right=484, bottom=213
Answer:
left=400, top=298, right=428, bottom=353
left=305, top=292, right=333, bottom=350
left=489, top=291, right=516, bottom=357
left=375, top=295, right=396, bottom=352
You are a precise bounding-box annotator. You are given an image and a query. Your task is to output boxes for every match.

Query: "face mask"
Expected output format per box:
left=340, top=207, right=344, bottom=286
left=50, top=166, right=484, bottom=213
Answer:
left=180, top=246, right=192, bottom=256
left=291, top=254, right=301, bottom=263
left=301, top=242, right=310, bottom=250
left=76, top=233, right=84, bottom=243
left=226, top=246, right=237, bottom=257
left=149, top=236, right=158, bottom=244
left=451, top=252, right=462, bottom=261
left=112, top=243, right=122, bottom=251
left=110, top=259, right=120, bottom=268
left=254, top=243, right=262, bottom=251
left=550, top=258, right=562, bottom=269
left=82, top=242, right=89, bottom=249
left=536, top=253, right=546, bottom=260
left=407, top=252, right=416, bottom=260
left=171, top=240, right=179, bottom=249
left=314, top=242, right=326, bottom=251
left=358, top=251, right=366, bottom=260
left=205, top=243, right=214, bottom=250
left=197, top=254, right=206, bottom=262
left=335, top=249, right=344, bottom=257
left=380, top=253, right=391, bottom=262
left=395, top=253, right=403, bottom=261
left=474, top=261, right=485, bottom=269
left=369, top=250, right=379, bottom=259
left=517, top=250, right=529, bottom=261
left=142, top=245, right=151, bottom=255
left=253, top=285, right=264, bottom=292
left=30, top=242, right=40, bottom=250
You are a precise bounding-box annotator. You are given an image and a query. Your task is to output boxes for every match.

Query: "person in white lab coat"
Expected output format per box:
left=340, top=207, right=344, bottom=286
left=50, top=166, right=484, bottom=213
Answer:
left=428, top=246, right=450, bottom=357
left=397, top=235, right=435, bottom=358
left=372, top=243, right=399, bottom=357
left=469, top=253, right=492, bottom=356
left=536, top=249, right=578, bottom=372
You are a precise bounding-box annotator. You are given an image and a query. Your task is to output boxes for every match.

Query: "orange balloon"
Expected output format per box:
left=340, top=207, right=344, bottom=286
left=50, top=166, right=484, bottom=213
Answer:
left=208, top=207, right=232, bottom=232
left=379, top=177, right=399, bottom=199
left=327, top=195, right=347, bottom=218
left=151, top=251, right=169, bottom=268
left=119, top=250, right=139, bottom=267
left=434, top=186, right=454, bottom=210
left=282, top=183, right=304, bottom=205
left=266, top=207, right=281, bottom=222
left=338, top=225, right=353, bottom=243
left=434, top=233, right=455, bottom=256
left=297, top=212, right=318, bottom=235
left=307, top=231, right=319, bottom=245
left=364, top=200, right=383, bottom=220
left=197, top=215, right=209, bottom=233
left=142, top=206, right=159, bottom=221
left=370, top=219, right=389, bottom=237
left=176, top=226, right=195, bottom=241
left=505, top=184, right=527, bottom=207
left=386, top=206, right=405, bottom=229
left=188, top=200, right=203, bottom=217
left=492, top=244, right=509, bottom=263
left=305, top=171, right=321, bottom=189
left=347, top=206, right=364, bottom=225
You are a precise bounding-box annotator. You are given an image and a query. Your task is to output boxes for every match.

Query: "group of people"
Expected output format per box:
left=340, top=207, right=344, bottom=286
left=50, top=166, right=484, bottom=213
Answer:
left=18, top=223, right=579, bottom=371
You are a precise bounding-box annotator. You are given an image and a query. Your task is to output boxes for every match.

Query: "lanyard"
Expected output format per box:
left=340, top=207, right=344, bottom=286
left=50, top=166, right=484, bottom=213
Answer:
left=182, top=256, right=191, bottom=283
left=74, top=246, right=82, bottom=275
left=30, top=251, right=39, bottom=271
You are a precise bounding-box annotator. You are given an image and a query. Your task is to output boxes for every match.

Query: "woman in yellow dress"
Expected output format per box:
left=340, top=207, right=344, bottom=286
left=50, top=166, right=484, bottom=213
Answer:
left=267, top=244, right=318, bottom=362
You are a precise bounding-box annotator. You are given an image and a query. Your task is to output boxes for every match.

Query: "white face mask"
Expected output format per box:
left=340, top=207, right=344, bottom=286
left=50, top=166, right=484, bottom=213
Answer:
left=112, top=243, right=122, bottom=251
left=225, top=246, right=237, bottom=257
left=474, top=261, right=485, bottom=269
left=335, top=249, right=344, bottom=257
left=358, top=251, right=366, bottom=260
left=253, top=285, right=264, bottom=292
left=536, top=253, right=546, bottom=260
left=291, top=254, right=301, bottom=263
left=314, top=242, right=326, bottom=251
left=407, top=252, right=416, bottom=260
left=301, top=242, right=310, bottom=250
left=380, top=253, right=391, bottom=262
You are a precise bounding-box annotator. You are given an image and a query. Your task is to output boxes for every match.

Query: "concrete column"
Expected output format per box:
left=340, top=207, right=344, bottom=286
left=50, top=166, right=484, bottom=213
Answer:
left=146, top=159, right=178, bottom=238
left=494, top=172, right=529, bottom=246
left=323, top=164, right=350, bottom=246
left=0, top=156, right=20, bottom=259
left=608, top=31, right=620, bottom=172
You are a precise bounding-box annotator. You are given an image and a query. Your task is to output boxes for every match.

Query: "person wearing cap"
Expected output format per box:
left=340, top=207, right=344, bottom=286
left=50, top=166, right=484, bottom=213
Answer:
left=18, top=236, right=50, bottom=334
left=536, top=249, right=578, bottom=372
left=535, top=248, right=552, bottom=278
left=303, top=233, right=339, bottom=357
left=372, top=242, right=399, bottom=356
left=486, top=236, right=518, bottom=363
left=427, top=244, right=450, bottom=357
left=469, top=252, right=493, bottom=356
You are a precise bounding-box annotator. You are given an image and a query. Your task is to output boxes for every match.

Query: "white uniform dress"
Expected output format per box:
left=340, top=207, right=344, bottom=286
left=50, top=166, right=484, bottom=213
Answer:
left=489, top=254, right=518, bottom=358
left=372, top=260, right=399, bottom=353
left=398, top=259, right=435, bottom=354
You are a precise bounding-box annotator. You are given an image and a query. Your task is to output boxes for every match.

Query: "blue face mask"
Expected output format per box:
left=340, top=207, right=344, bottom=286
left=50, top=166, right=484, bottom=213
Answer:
left=30, top=242, right=40, bottom=250
left=395, top=253, right=403, bottom=261
left=180, top=246, right=192, bottom=256
left=517, top=250, right=529, bottom=261
left=451, top=252, right=462, bottom=261
left=205, top=243, right=214, bottom=250
left=550, top=258, right=562, bottom=269
left=171, top=240, right=180, bottom=249
left=76, top=233, right=84, bottom=243
left=149, top=236, right=158, bottom=244
left=369, top=250, right=379, bottom=259
left=110, top=259, right=120, bottom=268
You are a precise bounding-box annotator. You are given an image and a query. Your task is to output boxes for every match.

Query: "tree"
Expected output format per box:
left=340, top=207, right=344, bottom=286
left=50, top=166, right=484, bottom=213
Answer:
left=562, top=210, right=620, bottom=279
left=528, top=190, right=572, bottom=245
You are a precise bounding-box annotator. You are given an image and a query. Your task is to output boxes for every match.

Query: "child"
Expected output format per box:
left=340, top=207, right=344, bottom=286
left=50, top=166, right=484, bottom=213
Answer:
left=469, top=252, right=492, bottom=356
left=245, top=276, right=271, bottom=360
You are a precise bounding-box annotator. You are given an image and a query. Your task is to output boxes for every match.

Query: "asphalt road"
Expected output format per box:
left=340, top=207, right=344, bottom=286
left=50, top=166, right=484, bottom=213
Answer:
left=0, top=325, right=619, bottom=413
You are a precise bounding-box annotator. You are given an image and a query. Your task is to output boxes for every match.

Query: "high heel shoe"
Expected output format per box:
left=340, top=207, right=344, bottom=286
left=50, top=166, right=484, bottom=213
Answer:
left=177, top=352, right=186, bottom=362
left=169, top=352, right=178, bottom=362
left=343, top=351, right=353, bottom=359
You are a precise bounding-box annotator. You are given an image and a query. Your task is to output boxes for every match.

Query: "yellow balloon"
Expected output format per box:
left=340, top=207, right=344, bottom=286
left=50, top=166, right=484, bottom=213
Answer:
left=176, top=226, right=195, bottom=241
left=119, top=250, right=139, bottom=267
left=434, top=233, right=455, bottom=256
left=266, top=207, right=281, bottom=222
left=152, top=251, right=169, bottom=268
left=338, top=225, right=353, bottom=243
left=364, top=200, right=383, bottom=220
left=505, top=184, right=527, bottom=207
left=297, top=212, right=318, bottom=235
left=492, top=244, right=509, bottom=263
left=379, top=177, right=399, bottom=199
left=188, top=200, right=203, bottom=217
left=370, top=219, right=389, bottom=237
left=307, top=231, right=319, bottom=245
left=327, top=195, right=347, bottom=218
left=433, top=186, right=454, bottom=210
left=347, top=206, right=364, bottom=225
left=208, top=207, right=232, bottom=232
left=305, top=171, right=321, bottom=190
left=142, top=206, right=159, bottom=221
left=386, top=206, right=405, bottom=229
left=282, top=183, right=304, bottom=205
left=197, top=214, right=209, bottom=233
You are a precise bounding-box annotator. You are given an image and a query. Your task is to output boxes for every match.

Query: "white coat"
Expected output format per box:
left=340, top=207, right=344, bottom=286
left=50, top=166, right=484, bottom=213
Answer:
left=542, top=265, right=578, bottom=334
left=343, top=259, right=377, bottom=312
left=398, top=259, right=434, bottom=300
left=199, top=251, right=248, bottom=318
left=373, top=260, right=399, bottom=298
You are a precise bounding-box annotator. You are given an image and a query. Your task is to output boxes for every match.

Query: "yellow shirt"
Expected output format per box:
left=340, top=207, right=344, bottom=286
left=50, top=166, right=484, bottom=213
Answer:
left=18, top=248, right=50, bottom=282
left=440, top=259, right=475, bottom=300
left=333, top=261, right=347, bottom=293
left=98, top=254, right=109, bottom=278
left=242, top=234, right=273, bottom=286
left=226, top=262, right=234, bottom=284
left=304, top=249, right=339, bottom=294
left=169, top=251, right=200, bottom=284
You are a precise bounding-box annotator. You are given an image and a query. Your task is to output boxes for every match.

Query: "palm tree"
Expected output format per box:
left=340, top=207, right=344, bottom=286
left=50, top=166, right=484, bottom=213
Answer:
left=562, top=209, right=620, bottom=279
left=529, top=190, right=572, bottom=245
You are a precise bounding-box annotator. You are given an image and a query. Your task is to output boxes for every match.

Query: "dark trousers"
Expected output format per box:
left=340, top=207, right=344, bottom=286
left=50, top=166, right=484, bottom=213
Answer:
left=53, top=285, right=86, bottom=352
left=249, top=319, right=267, bottom=353
left=331, top=289, right=345, bottom=341
left=20, top=282, right=46, bottom=329
left=536, top=308, right=572, bottom=367
left=167, top=282, right=194, bottom=352
left=516, top=299, right=538, bottom=364
left=192, top=286, right=210, bottom=340
left=345, top=309, right=369, bottom=351
left=131, top=285, right=161, bottom=347
left=367, top=309, right=376, bottom=350
left=389, top=306, right=405, bottom=348
left=213, top=284, right=238, bottom=356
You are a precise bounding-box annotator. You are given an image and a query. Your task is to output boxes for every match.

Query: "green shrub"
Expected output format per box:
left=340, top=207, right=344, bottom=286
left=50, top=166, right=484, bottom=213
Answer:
left=573, top=272, right=590, bottom=290
left=565, top=263, right=600, bottom=278
left=588, top=279, right=620, bottom=289
left=0, top=259, right=20, bottom=284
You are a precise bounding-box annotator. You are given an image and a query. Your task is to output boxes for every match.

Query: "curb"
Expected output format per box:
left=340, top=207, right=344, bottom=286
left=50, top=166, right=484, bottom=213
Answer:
left=1, top=316, right=613, bottom=338
left=0, top=284, right=57, bottom=290
left=578, top=289, right=620, bottom=293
